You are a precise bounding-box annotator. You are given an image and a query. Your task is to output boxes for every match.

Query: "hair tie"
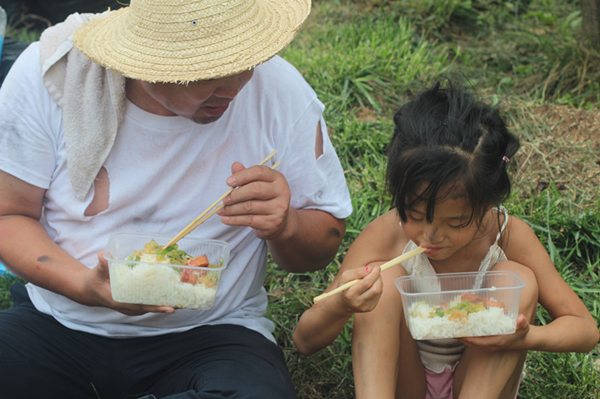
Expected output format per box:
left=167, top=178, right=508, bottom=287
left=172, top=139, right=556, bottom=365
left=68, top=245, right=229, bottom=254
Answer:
left=502, top=156, right=510, bottom=163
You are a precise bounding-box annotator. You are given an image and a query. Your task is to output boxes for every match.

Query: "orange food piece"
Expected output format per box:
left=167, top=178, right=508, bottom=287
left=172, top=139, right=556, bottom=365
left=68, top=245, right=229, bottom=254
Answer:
left=461, top=293, right=483, bottom=304
left=447, top=308, right=468, bottom=322
left=180, top=268, right=199, bottom=284
left=197, top=275, right=216, bottom=288
left=485, top=299, right=504, bottom=308
left=186, top=255, right=209, bottom=267
left=461, top=293, right=507, bottom=313
left=181, top=255, right=213, bottom=284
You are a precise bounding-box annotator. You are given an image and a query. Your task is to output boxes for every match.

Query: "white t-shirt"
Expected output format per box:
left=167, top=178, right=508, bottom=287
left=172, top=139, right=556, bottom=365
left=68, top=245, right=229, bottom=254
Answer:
left=0, top=43, right=352, bottom=342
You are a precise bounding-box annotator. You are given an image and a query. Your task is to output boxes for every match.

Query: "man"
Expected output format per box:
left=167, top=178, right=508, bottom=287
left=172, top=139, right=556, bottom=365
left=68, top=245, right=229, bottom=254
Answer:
left=0, top=1, right=352, bottom=398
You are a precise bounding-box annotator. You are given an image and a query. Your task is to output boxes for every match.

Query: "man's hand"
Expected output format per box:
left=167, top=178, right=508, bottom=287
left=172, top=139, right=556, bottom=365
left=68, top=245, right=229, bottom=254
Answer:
left=79, top=251, right=175, bottom=316
left=217, top=160, right=345, bottom=272
left=217, top=162, right=292, bottom=240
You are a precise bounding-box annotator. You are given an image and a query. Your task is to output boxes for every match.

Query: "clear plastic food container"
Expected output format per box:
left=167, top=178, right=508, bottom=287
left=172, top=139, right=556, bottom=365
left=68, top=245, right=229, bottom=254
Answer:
left=104, top=232, right=230, bottom=309
left=395, top=271, right=525, bottom=340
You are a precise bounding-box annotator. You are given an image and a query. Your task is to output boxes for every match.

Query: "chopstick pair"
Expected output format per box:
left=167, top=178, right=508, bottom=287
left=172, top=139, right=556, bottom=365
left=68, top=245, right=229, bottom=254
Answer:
left=164, top=150, right=280, bottom=248
left=313, top=246, right=427, bottom=303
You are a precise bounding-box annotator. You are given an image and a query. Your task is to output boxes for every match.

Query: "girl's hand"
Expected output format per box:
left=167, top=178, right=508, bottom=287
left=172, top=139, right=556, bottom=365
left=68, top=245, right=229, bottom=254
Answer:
left=79, top=251, right=176, bottom=316
left=458, top=314, right=530, bottom=352
left=218, top=162, right=292, bottom=241
left=336, top=265, right=383, bottom=314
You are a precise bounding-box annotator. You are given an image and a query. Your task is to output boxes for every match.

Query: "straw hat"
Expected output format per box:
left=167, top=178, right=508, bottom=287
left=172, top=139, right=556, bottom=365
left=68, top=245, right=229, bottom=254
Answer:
left=73, top=0, right=311, bottom=83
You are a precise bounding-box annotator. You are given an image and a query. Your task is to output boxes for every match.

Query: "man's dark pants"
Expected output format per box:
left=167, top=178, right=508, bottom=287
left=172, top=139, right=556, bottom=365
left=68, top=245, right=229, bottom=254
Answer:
left=0, top=282, right=297, bottom=399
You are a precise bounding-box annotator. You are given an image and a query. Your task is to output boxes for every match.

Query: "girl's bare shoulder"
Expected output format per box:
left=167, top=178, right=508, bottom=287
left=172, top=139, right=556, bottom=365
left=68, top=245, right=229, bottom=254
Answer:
left=502, top=214, right=553, bottom=270
left=363, top=209, right=409, bottom=246
left=341, top=209, right=409, bottom=270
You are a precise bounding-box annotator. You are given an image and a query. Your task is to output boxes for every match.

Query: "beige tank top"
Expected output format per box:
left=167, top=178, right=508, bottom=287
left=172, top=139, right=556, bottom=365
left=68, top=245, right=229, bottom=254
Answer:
left=399, top=207, right=509, bottom=373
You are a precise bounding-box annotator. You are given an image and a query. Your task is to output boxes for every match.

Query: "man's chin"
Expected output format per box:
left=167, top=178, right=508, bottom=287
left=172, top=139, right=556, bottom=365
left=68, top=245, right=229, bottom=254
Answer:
left=191, top=113, right=224, bottom=125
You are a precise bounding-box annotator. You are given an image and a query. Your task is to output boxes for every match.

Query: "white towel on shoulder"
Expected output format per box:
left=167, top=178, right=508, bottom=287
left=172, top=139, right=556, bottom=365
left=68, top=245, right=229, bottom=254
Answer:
left=39, top=12, right=126, bottom=200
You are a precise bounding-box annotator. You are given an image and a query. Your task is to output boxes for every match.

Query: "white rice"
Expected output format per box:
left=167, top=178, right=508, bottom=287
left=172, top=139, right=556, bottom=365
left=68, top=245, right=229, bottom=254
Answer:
left=407, top=301, right=515, bottom=339
left=109, top=261, right=219, bottom=309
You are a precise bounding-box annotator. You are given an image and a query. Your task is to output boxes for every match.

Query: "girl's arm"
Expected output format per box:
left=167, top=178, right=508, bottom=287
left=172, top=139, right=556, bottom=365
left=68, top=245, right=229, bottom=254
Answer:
left=464, top=216, right=599, bottom=352
left=294, top=264, right=382, bottom=356
left=511, top=216, right=599, bottom=352
left=293, top=211, right=406, bottom=356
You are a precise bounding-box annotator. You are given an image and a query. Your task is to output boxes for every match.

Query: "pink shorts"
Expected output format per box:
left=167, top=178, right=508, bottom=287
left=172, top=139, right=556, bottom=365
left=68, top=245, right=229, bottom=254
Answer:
left=424, top=368, right=521, bottom=399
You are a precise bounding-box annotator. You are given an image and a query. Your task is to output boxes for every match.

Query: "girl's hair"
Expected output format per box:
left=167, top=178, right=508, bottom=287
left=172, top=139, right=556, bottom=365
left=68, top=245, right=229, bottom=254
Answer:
left=387, top=81, right=520, bottom=225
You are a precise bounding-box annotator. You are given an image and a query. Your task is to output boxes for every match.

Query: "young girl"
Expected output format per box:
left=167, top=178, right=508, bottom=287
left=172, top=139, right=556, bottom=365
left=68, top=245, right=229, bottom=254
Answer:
left=293, top=82, right=599, bottom=399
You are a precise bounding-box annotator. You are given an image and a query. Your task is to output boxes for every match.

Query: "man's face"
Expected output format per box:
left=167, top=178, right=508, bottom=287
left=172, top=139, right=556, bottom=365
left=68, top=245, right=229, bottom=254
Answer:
left=130, top=69, right=254, bottom=124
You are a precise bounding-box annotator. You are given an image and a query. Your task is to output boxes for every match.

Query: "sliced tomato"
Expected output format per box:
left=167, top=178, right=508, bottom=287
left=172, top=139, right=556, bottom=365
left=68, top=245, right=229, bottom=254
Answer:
left=461, top=293, right=506, bottom=313
left=485, top=299, right=507, bottom=313
left=180, top=268, right=198, bottom=284
left=461, top=293, right=484, bottom=304
left=181, top=254, right=210, bottom=284
left=186, top=255, right=209, bottom=267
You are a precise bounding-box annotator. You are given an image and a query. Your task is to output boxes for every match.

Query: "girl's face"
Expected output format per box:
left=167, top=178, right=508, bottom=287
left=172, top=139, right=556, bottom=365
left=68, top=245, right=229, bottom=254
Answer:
left=402, top=194, right=483, bottom=262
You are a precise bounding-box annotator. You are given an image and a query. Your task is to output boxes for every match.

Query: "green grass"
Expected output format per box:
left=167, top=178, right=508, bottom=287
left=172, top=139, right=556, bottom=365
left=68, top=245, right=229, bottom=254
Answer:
left=0, top=275, right=22, bottom=308
left=283, top=5, right=450, bottom=116
left=2, top=1, right=599, bottom=398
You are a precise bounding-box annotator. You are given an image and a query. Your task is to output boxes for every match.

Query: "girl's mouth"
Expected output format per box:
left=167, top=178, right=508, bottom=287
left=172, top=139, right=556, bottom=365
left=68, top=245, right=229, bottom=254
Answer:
left=424, top=247, right=442, bottom=254
left=204, top=103, right=229, bottom=116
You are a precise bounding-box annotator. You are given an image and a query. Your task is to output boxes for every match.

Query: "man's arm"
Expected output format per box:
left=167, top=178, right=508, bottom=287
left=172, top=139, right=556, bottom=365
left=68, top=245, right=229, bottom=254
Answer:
left=266, top=208, right=346, bottom=273
left=0, top=170, right=174, bottom=315
left=217, top=123, right=348, bottom=272
left=0, top=170, right=82, bottom=290
left=217, top=163, right=346, bottom=272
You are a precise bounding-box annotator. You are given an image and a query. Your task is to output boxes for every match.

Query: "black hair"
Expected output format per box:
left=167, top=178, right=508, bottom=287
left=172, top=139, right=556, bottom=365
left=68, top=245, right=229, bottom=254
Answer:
left=387, top=81, right=520, bottom=225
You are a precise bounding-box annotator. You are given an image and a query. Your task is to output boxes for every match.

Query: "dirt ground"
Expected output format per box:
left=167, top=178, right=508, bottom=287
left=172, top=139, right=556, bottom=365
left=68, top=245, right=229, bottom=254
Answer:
left=511, top=104, right=600, bottom=208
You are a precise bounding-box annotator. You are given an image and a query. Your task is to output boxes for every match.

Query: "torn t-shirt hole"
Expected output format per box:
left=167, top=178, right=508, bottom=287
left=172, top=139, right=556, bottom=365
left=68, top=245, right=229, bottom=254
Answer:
left=84, top=166, right=110, bottom=216
left=315, top=121, right=324, bottom=159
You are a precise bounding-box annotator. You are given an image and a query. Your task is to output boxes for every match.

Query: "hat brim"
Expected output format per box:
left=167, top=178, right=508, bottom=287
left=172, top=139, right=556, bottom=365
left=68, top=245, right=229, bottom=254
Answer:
left=73, top=0, right=311, bottom=83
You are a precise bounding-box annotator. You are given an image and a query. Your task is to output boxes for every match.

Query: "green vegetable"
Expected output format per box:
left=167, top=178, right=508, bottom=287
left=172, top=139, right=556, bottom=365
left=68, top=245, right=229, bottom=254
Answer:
left=127, top=239, right=194, bottom=265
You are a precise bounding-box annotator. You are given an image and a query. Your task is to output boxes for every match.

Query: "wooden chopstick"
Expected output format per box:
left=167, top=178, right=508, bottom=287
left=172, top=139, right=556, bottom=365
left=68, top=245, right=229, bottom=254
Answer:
left=312, top=246, right=427, bottom=303
left=164, top=154, right=280, bottom=248
left=173, top=161, right=281, bottom=241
